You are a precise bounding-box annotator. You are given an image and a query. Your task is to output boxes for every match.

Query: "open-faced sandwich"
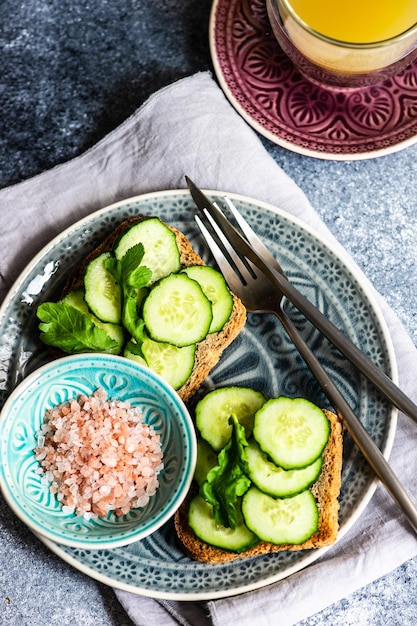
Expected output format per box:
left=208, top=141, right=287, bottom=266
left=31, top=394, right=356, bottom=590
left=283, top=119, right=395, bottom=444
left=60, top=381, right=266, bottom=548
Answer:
left=36, top=216, right=246, bottom=402
left=174, top=387, right=343, bottom=563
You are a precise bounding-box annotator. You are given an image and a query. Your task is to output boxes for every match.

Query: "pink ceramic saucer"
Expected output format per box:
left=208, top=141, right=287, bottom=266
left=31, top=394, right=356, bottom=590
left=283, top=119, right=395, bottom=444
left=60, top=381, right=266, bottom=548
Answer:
left=209, top=0, right=417, bottom=160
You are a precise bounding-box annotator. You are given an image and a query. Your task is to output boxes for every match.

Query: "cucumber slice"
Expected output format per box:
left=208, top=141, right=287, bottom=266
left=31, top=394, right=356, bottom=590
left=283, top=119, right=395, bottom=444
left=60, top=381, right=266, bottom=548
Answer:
left=142, top=273, right=213, bottom=347
left=182, top=265, right=233, bottom=333
left=124, top=334, right=195, bottom=388
left=194, top=439, right=218, bottom=487
left=84, top=252, right=122, bottom=323
left=61, top=288, right=90, bottom=312
left=242, top=486, right=319, bottom=545
left=188, top=494, right=259, bottom=553
left=114, top=217, right=181, bottom=284
left=62, top=289, right=124, bottom=352
left=141, top=335, right=196, bottom=389
left=246, top=438, right=323, bottom=498
left=253, top=397, right=330, bottom=470
left=195, top=386, right=266, bottom=451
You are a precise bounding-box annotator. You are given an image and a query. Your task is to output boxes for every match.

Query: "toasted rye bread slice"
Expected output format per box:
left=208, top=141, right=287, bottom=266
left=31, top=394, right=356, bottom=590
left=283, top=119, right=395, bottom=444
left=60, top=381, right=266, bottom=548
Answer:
left=61, top=216, right=247, bottom=403
left=174, top=409, right=343, bottom=563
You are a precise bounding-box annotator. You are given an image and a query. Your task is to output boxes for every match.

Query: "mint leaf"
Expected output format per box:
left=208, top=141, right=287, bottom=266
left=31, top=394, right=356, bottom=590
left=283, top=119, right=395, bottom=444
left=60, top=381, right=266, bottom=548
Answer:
left=127, top=266, right=152, bottom=289
left=37, top=302, right=122, bottom=354
left=201, top=415, right=251, bottom=529
left=106, top=244, right=152, bottom=291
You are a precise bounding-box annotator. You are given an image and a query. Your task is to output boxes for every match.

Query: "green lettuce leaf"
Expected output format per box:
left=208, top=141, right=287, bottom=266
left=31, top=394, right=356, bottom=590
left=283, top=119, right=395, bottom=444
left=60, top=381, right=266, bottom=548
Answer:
left=106, top=243, right=151, bottom=344
left=122, top=291, right=147, bottom=344
left=201, top=414, right=251, bottom=529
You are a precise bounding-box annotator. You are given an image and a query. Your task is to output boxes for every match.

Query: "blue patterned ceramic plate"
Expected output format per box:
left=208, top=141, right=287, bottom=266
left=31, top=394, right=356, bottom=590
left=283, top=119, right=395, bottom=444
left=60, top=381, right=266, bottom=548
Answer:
left=0, top=190, right=397, bottom=599
left=0, top=354, right=196, bottom=549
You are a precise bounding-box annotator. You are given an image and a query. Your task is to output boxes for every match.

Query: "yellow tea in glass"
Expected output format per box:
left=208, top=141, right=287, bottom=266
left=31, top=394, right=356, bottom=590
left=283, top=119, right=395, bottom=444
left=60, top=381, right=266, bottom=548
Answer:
left=266, top=0, right=417, bottom=88
left=289, top=0, right=417, bottom=44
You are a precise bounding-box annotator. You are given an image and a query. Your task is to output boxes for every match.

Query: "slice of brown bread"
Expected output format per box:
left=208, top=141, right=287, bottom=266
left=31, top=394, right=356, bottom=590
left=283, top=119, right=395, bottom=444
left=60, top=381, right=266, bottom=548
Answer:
left=61, top=216, right=247, bottom=403
left=174, top=408, right=343, bottom=563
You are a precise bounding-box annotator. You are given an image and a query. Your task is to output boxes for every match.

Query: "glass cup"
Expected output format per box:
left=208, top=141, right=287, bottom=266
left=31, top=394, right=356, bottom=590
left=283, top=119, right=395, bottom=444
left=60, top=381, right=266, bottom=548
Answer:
left=266, top=0, right=417, bottom=89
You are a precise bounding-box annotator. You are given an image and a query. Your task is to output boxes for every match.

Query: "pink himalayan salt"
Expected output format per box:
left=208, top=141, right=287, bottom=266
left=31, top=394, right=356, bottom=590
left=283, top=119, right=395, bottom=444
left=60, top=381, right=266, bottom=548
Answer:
left=34, top=388, right=163, bottom=518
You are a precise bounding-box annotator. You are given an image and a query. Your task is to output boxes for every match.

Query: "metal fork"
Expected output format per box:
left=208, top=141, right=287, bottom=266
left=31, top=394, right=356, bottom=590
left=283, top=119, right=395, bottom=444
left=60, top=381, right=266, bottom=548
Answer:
left=186, top=176, right=417, bottom=427
left=195, top=205, right=417, bottom=535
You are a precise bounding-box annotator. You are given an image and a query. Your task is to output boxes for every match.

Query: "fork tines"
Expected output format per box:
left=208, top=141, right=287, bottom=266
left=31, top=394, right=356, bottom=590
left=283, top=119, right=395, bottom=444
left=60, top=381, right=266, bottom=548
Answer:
left=195, top=210, right=255, bottom=287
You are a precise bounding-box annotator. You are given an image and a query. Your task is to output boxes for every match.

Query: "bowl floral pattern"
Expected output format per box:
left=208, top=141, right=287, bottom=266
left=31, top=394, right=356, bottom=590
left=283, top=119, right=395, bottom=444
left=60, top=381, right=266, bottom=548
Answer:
left=0, top=354, right=196, bottom=549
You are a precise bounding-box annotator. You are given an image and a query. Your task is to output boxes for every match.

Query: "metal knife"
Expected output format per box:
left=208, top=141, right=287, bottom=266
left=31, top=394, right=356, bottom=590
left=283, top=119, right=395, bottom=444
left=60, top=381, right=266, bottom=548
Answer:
left=186, top=177, right=417, bottom=427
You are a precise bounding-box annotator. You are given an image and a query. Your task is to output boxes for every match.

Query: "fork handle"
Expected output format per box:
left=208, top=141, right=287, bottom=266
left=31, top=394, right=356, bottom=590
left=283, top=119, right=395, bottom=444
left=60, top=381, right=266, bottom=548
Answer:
left=264, top=264, right=417, bottom=426
left=274, top=307, right=417, bottom=535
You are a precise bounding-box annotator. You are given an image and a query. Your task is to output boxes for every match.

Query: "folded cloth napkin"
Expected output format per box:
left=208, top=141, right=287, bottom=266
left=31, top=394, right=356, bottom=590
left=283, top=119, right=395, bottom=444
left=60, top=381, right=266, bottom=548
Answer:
left=1, top=72, right=417, bottom=626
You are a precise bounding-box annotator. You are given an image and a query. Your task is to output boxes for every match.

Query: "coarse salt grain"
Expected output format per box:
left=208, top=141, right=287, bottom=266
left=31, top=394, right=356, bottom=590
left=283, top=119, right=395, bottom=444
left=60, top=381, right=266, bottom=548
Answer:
left=34, top=388, right=164, bottom=519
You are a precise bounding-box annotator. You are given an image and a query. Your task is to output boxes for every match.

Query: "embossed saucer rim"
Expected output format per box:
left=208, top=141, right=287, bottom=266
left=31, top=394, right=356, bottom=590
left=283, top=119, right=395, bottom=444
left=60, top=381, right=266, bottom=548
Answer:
left=0, top=189, right=397, bottom=599
left=209, top=0, right=417, bottom=161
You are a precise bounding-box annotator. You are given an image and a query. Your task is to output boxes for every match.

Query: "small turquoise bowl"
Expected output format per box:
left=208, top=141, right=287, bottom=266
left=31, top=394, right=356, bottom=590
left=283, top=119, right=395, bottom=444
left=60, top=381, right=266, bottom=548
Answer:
left=0, top=354, right=196, bottom=549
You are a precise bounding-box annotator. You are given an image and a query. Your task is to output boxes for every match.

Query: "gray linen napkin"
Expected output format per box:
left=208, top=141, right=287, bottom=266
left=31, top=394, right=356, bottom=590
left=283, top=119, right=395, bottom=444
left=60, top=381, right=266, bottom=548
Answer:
left=1, top=72, right=417, bottom=626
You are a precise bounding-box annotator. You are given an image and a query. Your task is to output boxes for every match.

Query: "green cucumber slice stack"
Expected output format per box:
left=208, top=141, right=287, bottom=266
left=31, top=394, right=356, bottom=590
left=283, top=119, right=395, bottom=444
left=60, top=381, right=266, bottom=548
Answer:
left=143, top=273, right=213, bottom=347
left=195, top=386, right=266, bottom=451
left=182, top=265, right=233, bottom=333
left=114, top=217, right=181, bottom=283
left=253, top=396, right=330, bottom=469
left=188, top=494, right=259, bottom=553
left=245, top=438, right=323, bottom=498
left=188, top=390, right=331, bottom=552
left=140, top=336, right=196, bottom=390
left=242, top=487, right=319, bottom=545
left=37, top=217, right=236, bottom=390
left=84, top=252, right=122, bottom=324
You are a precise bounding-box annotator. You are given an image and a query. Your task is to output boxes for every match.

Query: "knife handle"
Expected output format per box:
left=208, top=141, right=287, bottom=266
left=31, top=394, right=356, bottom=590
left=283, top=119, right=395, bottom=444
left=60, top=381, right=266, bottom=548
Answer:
left=277, top=308, right=417, bottom=535
left=268, top=265, right=417, bottom=425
